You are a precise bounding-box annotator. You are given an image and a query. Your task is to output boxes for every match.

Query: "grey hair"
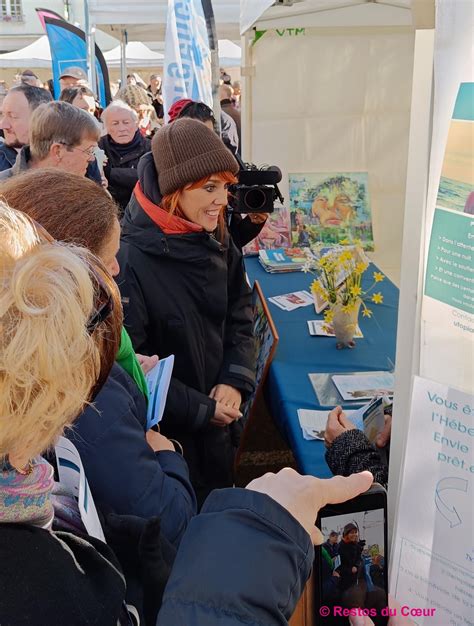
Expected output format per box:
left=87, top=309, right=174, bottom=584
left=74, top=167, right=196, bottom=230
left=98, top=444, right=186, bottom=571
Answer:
left=101, top=100, right=139, bottom=128
left=29, top=101, right=100, bottom=161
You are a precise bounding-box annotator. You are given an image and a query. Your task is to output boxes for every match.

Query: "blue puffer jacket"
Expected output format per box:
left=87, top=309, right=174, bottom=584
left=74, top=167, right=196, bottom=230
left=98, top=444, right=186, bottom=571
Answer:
left=66, top=363, right=197, bottom=547
left=157, top=488, right=314, bottom=625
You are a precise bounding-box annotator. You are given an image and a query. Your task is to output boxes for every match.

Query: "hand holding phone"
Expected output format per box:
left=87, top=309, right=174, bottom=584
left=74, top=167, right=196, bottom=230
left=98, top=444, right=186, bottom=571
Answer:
left=315, top=484, right=389, bottom=626
left=246, top=467, right=373, bottom=544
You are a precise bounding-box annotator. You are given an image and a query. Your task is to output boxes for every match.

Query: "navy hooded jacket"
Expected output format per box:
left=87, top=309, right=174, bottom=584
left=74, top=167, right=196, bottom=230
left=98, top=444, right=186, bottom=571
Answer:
left=66, top=363, right=196, bottom=548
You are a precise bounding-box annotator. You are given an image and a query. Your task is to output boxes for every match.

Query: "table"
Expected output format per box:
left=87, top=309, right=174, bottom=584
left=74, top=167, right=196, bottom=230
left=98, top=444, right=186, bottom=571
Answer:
left=245, top=256, right=399, bottom=479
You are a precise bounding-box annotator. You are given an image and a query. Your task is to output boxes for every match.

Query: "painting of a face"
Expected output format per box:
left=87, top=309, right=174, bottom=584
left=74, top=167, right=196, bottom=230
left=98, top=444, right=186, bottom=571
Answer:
left=289, top=172, right=373, bottom=250
left=312, top=187, right=355, bottom=226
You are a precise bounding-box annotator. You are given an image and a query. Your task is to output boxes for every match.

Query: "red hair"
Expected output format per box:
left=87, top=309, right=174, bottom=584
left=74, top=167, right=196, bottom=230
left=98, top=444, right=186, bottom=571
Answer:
left=161, top=171, right=237, bottom=238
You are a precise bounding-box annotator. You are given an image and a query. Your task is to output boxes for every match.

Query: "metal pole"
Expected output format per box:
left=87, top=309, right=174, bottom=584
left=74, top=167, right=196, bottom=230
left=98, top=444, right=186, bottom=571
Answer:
left=120, top=28, right=128, bottom=90
left=83, top=0, right=96, bottom=91
left=201, top=0, right=221, bottom=134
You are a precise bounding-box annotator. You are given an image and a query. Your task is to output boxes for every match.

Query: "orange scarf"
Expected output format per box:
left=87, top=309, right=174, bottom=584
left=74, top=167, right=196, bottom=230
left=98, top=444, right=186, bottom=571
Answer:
left=134, top=182, right=203, bottom=235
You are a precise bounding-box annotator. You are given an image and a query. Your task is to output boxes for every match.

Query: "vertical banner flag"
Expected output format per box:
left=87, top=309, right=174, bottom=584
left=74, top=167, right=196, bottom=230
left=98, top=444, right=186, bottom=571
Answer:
left=41, top=15, right=111, bottom=107
left=163, top=0, right=212, bottom=121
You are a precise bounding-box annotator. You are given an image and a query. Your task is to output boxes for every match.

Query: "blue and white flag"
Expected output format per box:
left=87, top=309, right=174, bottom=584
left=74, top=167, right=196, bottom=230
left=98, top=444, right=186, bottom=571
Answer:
left=163, top=0, right=212, bottom=121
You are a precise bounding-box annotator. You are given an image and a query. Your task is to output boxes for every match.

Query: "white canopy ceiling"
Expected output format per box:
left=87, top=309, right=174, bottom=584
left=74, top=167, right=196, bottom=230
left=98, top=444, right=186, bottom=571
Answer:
left=240, top=0, right=414, bottom=34
left=89, top=0, right=241, bottom=42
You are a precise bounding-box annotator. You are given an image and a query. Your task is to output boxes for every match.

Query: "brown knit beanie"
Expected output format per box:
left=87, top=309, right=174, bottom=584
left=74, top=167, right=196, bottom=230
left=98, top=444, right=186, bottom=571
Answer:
left=151, top=118, right=239, bottom=195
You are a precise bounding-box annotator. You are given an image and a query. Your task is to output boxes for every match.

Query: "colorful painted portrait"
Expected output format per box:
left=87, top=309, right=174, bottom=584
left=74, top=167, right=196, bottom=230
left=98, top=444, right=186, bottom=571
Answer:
left=242, top=206, right=292, bottom=255
left=289, top=172, right=374, bottom=250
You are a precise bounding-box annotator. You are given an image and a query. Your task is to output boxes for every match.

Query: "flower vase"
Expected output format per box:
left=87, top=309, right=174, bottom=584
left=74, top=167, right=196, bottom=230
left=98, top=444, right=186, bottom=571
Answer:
left=331, top=300, right=361, bottom=349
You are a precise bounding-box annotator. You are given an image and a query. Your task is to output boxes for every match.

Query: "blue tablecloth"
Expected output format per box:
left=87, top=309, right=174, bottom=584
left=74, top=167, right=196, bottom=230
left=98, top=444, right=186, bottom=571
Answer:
left=245, top=256, right=399, bottom=479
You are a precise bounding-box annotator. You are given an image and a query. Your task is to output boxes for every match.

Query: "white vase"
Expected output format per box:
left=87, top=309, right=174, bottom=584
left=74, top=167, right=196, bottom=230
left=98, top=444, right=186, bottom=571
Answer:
left=331, top=300, right=361, bottom=349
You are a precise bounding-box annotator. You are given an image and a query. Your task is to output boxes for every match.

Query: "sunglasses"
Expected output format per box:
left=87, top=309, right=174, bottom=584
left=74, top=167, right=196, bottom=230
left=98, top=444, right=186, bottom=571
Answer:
left=29, top=217, right=114, bottom=335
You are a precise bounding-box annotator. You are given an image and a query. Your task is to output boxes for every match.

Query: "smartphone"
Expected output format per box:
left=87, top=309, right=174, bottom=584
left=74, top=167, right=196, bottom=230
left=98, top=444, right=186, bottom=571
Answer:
left=314, top=483, right=389, bottom=626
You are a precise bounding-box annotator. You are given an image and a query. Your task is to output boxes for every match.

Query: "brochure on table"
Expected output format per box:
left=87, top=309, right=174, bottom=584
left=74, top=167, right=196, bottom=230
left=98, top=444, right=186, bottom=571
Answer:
left=391, top=376, right=473, bottom=625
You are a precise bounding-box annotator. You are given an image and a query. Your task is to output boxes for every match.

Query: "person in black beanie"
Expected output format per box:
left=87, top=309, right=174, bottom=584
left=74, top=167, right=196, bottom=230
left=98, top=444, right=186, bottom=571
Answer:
left=118, top=118, right=256, bottom=505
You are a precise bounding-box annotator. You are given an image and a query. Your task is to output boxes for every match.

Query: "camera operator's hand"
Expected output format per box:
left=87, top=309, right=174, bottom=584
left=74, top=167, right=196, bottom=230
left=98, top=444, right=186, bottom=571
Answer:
left=247, top=467, right=373, bottom=544
left=248, top=213, right=269, bottom=225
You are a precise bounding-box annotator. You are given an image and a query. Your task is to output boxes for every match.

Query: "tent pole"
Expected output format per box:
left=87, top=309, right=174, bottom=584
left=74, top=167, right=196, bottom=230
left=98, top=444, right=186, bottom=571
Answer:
left=84, top=0, right=96, bottom=92
left=241, top=31, right=253, bottom=163
left=120, top=29, right=127, bottom=89
left=201, top=0, right=221, bottom=134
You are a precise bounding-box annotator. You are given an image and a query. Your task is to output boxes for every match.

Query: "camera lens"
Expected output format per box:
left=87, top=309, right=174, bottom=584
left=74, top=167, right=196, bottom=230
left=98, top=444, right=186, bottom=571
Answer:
left=244, top=188, right=267, bottom=211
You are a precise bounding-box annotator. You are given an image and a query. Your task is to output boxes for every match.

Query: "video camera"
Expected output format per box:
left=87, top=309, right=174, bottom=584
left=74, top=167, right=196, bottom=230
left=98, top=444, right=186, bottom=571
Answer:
left=228, top=154, right=284, bottom=214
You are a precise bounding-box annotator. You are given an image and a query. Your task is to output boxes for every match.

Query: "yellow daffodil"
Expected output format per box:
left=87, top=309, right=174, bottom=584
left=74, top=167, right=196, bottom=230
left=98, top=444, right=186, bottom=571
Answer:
left=323, top=309, right=334, bottom=323
left=373, top=271, right=384, bottom=283
left=339, top=251, right=352, bottom=264
left=350, top=285, right=362, bottom=298
left=371, top=292, right=384, bottom=304
left=355, top=262, right=368, bottom=274
left=362, top=307, right=373, bottom=318
left=339, top=238, right=350, bottom=245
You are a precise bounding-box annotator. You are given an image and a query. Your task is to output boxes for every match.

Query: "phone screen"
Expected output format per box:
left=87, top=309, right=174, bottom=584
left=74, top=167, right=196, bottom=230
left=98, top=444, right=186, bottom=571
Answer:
left=318, top=506, right=388, bottom=625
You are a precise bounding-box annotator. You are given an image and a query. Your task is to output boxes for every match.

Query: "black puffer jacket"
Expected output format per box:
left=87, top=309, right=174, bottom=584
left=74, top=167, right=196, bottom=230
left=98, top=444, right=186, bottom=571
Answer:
left=100, top=131, right=151, bottom=211
left=117, top=153, right=255, bottom=503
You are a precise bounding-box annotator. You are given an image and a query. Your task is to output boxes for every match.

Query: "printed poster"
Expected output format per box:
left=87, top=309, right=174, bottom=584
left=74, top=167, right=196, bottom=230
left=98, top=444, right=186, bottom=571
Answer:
left=288, top=172, right=374, bottom=250
left=391, top=376, right=473, bottom=626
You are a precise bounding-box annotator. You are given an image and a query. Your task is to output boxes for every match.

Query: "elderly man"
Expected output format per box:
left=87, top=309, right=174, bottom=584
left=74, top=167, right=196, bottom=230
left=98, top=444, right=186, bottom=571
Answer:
left=99, top=100, right=151, bottom=211
left=0, top=85, right=52, bottom=171
left=219, top=83, right=241, bottom=146
left=0, top=100, right=100, bottom=180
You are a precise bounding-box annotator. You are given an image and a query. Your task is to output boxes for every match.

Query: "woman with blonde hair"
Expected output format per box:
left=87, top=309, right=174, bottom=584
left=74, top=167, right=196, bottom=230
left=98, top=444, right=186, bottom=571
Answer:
left=0, top=203, right=127, bottom=624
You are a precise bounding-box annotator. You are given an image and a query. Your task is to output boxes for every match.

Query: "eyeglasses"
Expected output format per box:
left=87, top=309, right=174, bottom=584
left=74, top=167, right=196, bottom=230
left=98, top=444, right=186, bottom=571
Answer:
left=58, top=142, right=97, bottom=158
left=29, top=217, right=114, bottom=335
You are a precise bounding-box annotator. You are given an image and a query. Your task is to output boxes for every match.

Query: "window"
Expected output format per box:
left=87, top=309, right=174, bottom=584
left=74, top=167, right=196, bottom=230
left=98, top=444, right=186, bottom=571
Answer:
left=1, top=0, right=23, bottom=21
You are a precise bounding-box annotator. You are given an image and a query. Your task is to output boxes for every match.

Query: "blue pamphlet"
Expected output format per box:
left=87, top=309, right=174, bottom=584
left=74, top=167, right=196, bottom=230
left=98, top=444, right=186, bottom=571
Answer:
left=145, top=355, right=174, bottom=430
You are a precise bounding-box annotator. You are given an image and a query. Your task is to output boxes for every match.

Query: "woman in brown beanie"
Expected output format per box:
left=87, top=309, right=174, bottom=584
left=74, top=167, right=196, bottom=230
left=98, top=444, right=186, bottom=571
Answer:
left=117, top=118, right=256, bottom=505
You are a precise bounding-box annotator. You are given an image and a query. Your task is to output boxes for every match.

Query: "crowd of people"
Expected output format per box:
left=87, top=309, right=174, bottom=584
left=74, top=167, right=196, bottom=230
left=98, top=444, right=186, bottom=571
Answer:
left=0, top=66, right=399, bottom=626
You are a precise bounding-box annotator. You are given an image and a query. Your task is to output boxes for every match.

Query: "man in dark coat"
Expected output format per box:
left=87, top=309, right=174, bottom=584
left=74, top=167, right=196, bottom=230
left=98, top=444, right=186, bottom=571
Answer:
left=100, top=101, right=151, bottom=212
left=0, top=84, right=52, bottom=172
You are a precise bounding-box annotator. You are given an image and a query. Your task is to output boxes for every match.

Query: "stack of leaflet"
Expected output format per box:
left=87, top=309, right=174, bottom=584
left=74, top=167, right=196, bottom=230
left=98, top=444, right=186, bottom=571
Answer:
left=258, top=248, right=309, bottom=273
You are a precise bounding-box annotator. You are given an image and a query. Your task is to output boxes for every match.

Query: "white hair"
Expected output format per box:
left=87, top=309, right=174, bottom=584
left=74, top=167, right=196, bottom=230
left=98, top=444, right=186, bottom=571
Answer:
left=101, top=100, right=138, bottom=128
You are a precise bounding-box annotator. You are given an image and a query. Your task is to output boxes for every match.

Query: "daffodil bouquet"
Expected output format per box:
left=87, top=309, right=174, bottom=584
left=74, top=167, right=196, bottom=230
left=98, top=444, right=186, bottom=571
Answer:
left=304, top=242, right=385, bottom=325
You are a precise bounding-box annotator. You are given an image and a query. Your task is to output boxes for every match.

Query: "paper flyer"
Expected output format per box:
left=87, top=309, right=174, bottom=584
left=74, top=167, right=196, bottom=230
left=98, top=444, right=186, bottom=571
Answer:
left=145, top=355, right=174, bottom=430
left=391, top=376, right=473, bottom=625
left=55, top=436, right=105, bottom=542
left=332, top=371, right=395, bottom=401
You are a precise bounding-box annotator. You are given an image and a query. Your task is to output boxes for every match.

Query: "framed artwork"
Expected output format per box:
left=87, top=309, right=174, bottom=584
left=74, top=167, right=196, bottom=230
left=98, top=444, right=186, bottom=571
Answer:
left=242, top=205, right=292, bottom=255
left=238, top=281, right=279, bottom=449
left=289, top=172, right=374, bottom=250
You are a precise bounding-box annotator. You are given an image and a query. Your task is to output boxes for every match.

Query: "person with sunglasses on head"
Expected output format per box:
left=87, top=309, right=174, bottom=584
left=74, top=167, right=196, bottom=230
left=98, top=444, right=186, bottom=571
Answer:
left=168, top=98, right=269, bottom=250
left=0, top=101, right=100, bottom=181
left=0, top=169, right=197, bottom=553
left=118, top=118, right=256, bottom=505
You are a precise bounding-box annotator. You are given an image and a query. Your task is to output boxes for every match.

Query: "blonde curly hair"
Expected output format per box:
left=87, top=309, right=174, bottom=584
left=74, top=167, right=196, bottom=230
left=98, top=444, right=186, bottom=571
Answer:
left=0, top=203, right=109, bottom=462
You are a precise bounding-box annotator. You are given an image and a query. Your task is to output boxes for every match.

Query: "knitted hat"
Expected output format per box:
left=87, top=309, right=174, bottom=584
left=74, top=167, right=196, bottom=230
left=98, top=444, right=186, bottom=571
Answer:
left=343, top=523, right=358, bottom=537
left=152, top=118, right=239, bottom=196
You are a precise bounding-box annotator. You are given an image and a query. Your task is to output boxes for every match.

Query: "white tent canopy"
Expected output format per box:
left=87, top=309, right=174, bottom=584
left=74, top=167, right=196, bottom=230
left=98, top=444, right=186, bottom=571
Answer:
left=89, top=0, right=241, bottom=42
left=241, top=0, right=413, bottom=33
left=0, top=35, right=52, bottom=69
left=104, top=41, right=163, bottom=68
